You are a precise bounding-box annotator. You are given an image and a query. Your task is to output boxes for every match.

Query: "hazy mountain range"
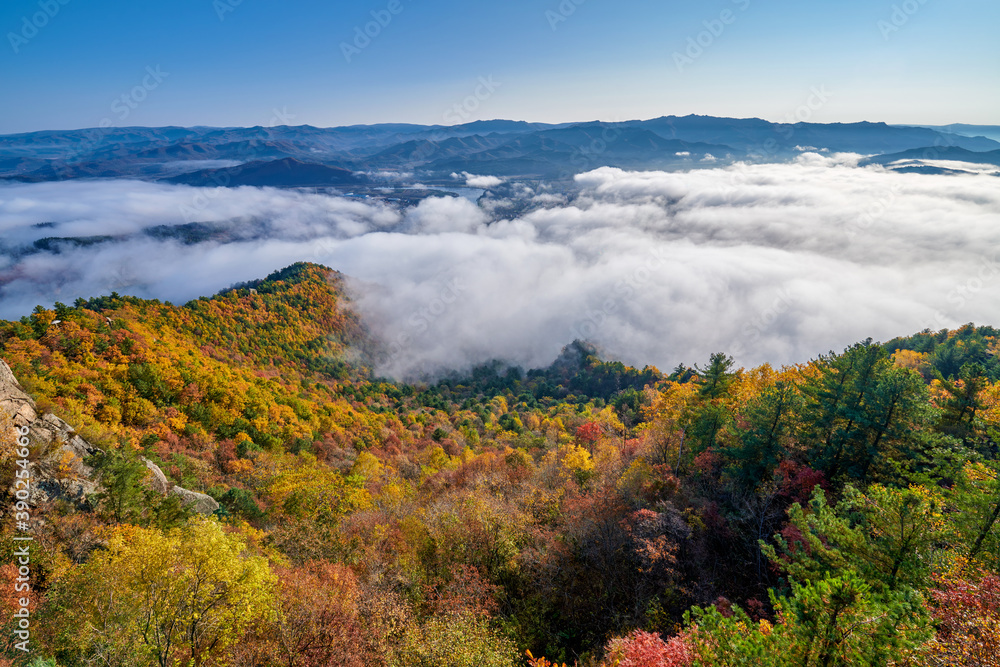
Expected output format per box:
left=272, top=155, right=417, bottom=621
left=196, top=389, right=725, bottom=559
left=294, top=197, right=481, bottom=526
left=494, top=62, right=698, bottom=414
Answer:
left=1, top=116, right=998, bottom=186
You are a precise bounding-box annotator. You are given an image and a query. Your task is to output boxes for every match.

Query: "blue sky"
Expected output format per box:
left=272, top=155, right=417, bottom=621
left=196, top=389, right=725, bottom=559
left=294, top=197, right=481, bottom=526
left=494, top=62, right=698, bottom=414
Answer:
left=1, top=0, right=997, bottom=133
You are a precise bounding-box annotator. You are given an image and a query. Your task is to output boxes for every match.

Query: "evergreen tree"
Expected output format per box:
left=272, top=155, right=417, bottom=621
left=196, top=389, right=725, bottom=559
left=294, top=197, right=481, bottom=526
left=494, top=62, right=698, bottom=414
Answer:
left=695, top=352, right=735, bottom=399
left=725, top=381, right=800, bottom=491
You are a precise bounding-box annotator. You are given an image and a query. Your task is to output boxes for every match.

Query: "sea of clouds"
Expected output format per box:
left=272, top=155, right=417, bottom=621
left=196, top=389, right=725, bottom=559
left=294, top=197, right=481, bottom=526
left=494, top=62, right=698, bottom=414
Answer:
left=2, top=154, right=999, bottom=378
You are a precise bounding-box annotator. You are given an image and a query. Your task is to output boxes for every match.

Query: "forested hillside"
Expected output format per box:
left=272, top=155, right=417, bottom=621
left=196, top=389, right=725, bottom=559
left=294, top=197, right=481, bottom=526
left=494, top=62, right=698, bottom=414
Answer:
left=2, top=263, right=999, bottom=666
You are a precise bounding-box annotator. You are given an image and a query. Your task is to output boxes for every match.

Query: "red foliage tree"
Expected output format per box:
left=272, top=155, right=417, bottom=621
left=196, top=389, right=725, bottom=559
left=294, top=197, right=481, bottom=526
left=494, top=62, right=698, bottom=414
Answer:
left=775, top=460, right=828, bottom=504
left=234, top=561, right=369, bottom=667
left=604, top=629, right=694, bottom=667
left=576, top=421, right=602, bottom=445
left=926, top=569, right=1000, bottom=665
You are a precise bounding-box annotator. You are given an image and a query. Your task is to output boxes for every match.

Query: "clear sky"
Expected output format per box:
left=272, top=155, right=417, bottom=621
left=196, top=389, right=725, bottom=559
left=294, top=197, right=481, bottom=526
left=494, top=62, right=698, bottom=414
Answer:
left=1, top=0, right=997, bottom=133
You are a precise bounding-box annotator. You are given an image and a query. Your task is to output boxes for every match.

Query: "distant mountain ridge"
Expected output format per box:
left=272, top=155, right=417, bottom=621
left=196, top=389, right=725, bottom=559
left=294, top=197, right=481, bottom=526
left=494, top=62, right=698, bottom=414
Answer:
left=1, top=115, right=997, bottom=185
left=859, top=146, right=1000, bottom=168
left=165, top=157, right=366, bottom=187
left=906, top=123, right=1000, bottom=143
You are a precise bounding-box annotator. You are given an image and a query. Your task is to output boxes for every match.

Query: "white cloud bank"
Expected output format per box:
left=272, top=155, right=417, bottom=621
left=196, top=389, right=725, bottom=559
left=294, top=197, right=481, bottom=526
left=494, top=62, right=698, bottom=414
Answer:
left=2, top=155, right=999, bottom=379
left=452, top=171, right=504, bottom=188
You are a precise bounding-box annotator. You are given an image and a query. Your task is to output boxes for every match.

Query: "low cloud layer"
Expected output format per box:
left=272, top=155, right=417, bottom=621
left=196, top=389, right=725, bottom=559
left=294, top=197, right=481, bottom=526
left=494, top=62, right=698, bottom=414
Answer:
left=2, top=156, right=999, bottom=378
left=454, top=171, right=505, bottom=188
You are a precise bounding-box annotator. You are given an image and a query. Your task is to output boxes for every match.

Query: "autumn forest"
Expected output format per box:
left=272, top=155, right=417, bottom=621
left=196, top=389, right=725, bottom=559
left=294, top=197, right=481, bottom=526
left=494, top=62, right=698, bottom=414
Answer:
left=2, top=262, right=1000, bottom=667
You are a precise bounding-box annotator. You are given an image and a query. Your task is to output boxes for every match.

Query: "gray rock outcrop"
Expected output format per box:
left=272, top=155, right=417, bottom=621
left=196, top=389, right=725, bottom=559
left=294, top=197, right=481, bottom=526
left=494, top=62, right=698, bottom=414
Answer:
left=169, top=485, right=220, bottom=515
left=142, top=457, right=220, bottom=514
left=2, top=357, right=218, bottom=515
left=143, top=458, right=171, bottom=494
left=0, top=359, right=39, bottom=427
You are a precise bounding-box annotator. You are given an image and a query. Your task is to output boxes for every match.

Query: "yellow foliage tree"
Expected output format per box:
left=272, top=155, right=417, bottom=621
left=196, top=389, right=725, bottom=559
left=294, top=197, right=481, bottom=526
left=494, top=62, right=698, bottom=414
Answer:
left=49, top=518, right=276, bottom=667
left=267, top=460, right=372, bottom=524
left=561, top=444, right=595, bottom=486
left=892, top=349, right=930, bottom=376
left=53, top=448, right=81, bottom=492
left=0, top=410, right=17, bottom=465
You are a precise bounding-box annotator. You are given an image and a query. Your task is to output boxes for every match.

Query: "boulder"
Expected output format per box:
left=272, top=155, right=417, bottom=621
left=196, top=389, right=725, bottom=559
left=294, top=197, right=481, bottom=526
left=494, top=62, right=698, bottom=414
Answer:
left=170, top=486, right=220, bottom=515
left=143, top=458, right=172, bottom=494
left=2, top=359, right=102, bottom=505
left=0, top=358, right=38, bottom=427
left=141, top=458, right=219, bottom=514
left=2, top=357, right=219, bottom=515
